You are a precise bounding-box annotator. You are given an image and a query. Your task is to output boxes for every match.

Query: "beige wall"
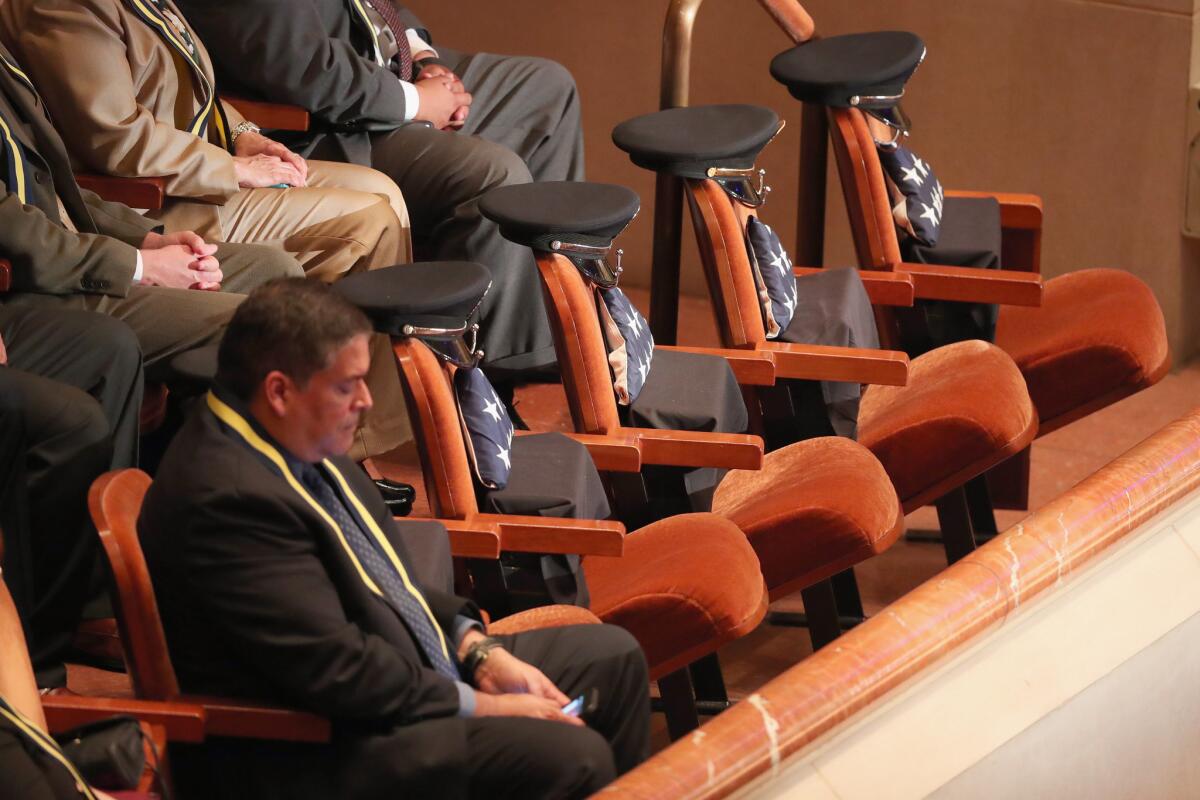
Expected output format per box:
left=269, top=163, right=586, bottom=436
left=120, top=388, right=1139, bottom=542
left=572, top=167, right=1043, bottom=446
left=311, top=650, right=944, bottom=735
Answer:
left=408, top=0, right=1200, bottom=363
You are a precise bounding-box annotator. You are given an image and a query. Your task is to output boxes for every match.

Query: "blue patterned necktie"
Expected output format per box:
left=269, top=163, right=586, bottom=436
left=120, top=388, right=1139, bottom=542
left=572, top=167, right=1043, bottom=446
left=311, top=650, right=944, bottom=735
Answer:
left=300, top=464, right=459, bottom=680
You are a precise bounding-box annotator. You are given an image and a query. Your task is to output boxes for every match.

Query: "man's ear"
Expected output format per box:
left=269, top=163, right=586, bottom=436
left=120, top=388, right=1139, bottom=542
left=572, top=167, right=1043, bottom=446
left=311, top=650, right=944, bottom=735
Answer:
left=261, top=370, right=294, bottom=417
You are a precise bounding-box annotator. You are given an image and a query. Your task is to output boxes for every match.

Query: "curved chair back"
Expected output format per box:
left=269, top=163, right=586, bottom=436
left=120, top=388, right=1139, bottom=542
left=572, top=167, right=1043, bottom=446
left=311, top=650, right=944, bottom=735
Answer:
left=87, top=470, right=180, bottom=701
left=0, top=566, right=47, bottom=731
left=684, top=179, right=771, bottom=349
left=393, top=339, right=482, bottom=519
left=828, top=107, right=906, bottom=270
left=532, top=253, right=624, bottom=435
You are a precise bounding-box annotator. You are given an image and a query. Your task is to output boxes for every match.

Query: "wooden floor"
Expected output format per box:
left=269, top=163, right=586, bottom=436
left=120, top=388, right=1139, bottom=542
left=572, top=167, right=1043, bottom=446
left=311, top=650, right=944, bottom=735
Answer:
left=70, top=290, right=1200, bottom=753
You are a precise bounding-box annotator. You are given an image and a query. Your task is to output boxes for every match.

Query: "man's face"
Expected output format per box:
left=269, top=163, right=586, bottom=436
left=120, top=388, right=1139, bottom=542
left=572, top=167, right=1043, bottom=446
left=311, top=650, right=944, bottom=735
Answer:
left=277, top=334, right=373, bottom=461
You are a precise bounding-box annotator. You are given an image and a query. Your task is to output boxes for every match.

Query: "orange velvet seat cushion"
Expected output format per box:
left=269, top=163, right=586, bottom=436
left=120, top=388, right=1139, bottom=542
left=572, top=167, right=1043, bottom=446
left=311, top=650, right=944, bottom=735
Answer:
left=712, top=437, right=902, bottom=600
left=858, top=340, right=1037, bottom=509
left=487, top=605, right=602, bottom=636
left=996, top=268, right=1169, bottom=427
left=584, top=513, right=767, bottom=678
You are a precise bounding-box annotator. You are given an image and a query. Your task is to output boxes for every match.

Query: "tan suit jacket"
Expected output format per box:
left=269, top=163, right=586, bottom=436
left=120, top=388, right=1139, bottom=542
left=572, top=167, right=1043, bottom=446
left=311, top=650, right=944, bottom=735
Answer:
left=0, top=42, right=155, bottom=298
left=0, top=0, right=250, bottom=235
left=0, top=0, right=413, bottom=456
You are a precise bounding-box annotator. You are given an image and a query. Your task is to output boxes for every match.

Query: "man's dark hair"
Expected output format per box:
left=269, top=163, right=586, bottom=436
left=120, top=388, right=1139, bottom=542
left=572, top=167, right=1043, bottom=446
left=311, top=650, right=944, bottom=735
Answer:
left=217, top=278, right=373, bottom=401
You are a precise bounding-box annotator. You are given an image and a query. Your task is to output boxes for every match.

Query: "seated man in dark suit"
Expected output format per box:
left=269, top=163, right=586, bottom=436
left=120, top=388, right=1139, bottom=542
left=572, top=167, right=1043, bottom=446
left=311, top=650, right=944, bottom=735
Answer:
left=177, top=0, right=579, bottom=387
left=138, top=280, right=649, bottom=799
left=0, top=306, right=143, bottom=689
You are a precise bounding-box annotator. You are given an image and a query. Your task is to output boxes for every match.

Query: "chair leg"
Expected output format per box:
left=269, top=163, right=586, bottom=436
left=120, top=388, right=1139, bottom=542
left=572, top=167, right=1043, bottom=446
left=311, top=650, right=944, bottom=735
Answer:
left=831, top=568, right=865, bottom=624
left=965, top=474, right=999, bottom=545
left=799, top=578, right=841, bottom=651
left=935, top=486, right=977, bottom=564
left=688, top=652, right=730, bottom=716
left=657, top=667, right=700, bottom=740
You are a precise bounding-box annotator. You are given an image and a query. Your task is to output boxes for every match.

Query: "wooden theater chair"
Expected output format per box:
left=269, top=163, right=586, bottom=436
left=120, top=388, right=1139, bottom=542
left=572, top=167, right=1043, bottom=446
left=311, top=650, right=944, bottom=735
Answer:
left=0, top=529, right=191, bottom=797
left=333, top=261, right=770, bottom=738
left=767, top=27, right=1170, bottom=506
left=477, top=181, right=907, bottom=647
left=86, top=469, right=608, bottom=745
left=611, top=106, right=1037, bottom=563
left=75, top=96, right=309, bottom=209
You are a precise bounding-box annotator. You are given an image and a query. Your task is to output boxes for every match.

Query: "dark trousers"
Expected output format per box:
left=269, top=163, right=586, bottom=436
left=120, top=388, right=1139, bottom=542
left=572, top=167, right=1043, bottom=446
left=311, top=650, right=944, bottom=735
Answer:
left=466, top=623, right=651, bottom=798
left=359, top=50, right=583, bottom=376
left=0, top=306, right=143, bottom=686
left=173, top=624, right=650, bottom=800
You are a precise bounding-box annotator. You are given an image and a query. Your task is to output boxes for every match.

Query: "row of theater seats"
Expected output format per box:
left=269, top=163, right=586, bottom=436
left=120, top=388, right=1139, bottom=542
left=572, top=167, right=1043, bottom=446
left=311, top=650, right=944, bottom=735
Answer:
left=16, top=0, right=1171, bottom=793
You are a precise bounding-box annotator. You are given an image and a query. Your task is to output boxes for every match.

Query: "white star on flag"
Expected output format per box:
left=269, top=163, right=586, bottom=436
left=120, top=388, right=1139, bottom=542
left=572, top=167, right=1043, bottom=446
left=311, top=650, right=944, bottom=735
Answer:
left=635, top=355, right=650, bottom=387
left=481, top=396, right=503, bottom=422
left=768, top=250, right=788, bottom=273
left=901, top=166, right=923, bottom=186
left=495, top=445, right=511, bottom=470
left=913, top=156, right=929, bottom=177
left=782, top=289, right=797, bottom=318
left=920, top=203, right=939, bottom=226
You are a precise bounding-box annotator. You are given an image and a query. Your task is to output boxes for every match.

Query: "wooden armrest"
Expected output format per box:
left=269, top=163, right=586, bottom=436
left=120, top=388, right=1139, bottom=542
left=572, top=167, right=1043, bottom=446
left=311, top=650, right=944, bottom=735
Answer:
left=628, top=428, right=764, bottom=470
left=944, top=190, right=1043, bottom=230
left=793, top=267, right=915, bottom=307
left=42, top=695, right=207, bottom=743
left=0, top=258, right=10, bottom=292
left=654, top=345, right=776, bottom=386
left=756, top=342, right=909, bottom=386
left=183, top=695, right=330, bottom=742
left=898, top=262, right=1043, bottom=306
left=557, top=432, right=643, bottom=472
left=221, top=95, right=310, bottom=132
left=459, top=513, right=625, bottom=557
left=432, top=518, right=502, bottom=558
left=75, top=173, right=166, bottom=210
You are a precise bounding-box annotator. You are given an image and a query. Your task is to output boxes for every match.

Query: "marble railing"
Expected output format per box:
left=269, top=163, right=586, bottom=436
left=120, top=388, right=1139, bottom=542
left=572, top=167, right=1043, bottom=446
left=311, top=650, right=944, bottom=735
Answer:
left=603, top=407, right=1200, bottom=799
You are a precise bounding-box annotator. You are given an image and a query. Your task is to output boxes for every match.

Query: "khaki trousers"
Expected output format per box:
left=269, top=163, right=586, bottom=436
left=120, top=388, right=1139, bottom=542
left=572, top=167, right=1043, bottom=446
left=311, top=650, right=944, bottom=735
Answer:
left=156, top=160, right=412, bottom=459
left=78, top=160, right=408, bottom=459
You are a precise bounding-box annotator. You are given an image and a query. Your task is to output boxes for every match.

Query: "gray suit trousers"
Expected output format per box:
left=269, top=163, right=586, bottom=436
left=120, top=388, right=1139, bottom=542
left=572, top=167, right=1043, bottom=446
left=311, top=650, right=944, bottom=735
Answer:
left=2, top=241, right=301, bottom=382
left=367, top=51, right=583, bottom=374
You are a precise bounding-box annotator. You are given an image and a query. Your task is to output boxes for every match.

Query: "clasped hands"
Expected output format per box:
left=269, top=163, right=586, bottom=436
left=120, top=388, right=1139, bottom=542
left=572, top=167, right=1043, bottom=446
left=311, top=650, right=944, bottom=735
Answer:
left=459, top=630, right=583, bottom=727
left=232, top=129, right=309, bottom=189
left=413, top=53, right=471, bottom=131
left=138, top=230, right=222, bottom=291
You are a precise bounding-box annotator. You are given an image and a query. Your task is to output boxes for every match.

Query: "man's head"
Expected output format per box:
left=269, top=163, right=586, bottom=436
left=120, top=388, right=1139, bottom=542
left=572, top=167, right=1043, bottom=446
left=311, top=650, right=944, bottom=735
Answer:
left=217, top=279, right=375, bottom=462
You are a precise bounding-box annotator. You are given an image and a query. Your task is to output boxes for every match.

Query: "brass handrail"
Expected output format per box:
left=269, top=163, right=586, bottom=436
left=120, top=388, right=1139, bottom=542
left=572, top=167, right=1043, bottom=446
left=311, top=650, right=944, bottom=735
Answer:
left=649, top=0, right=824, bottom=342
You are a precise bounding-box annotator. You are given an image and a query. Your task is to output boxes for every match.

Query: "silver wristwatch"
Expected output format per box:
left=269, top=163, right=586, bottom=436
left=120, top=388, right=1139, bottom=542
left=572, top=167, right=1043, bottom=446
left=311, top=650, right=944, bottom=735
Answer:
left=230, top=120, right=261, bottom=147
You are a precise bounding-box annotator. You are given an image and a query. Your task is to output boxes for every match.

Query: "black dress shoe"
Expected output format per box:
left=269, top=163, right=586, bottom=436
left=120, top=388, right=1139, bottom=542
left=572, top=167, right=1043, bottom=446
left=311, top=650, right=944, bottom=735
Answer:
left=374, top=478, right=416, bottom=517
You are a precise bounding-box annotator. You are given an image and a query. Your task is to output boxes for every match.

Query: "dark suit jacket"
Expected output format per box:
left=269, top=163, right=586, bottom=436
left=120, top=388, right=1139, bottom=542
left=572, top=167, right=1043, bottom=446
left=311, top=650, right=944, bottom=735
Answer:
left=0, top=42, right=158, bottom=299
left=139, top=391, right=483, bottom=795
left=177, top=0, right=431, bottom=165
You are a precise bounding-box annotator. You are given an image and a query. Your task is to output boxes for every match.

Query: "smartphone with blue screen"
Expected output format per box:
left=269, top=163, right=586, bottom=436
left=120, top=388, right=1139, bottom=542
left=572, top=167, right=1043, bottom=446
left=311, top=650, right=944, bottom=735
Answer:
left=562, top=688, right=599, bottom=718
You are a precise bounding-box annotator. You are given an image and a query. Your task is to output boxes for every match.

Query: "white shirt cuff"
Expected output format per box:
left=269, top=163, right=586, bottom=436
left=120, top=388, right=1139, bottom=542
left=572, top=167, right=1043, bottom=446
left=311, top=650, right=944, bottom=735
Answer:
left=406, top=29, right=436, bottom=59
left=133, top=250, right=144, bottom=283
left=399, top=79, right=419, bottom=122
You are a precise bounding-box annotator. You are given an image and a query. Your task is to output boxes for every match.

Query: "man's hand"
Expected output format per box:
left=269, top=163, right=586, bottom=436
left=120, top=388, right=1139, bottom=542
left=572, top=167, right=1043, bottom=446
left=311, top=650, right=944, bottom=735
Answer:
left=138, top=231, right=222, bottom=290
left=233, top=154, right=305, bottom=189
left=414, top=76, right=471, bottom=131
left=472, top=692, right=584, bottom=726
left=0, top=330, right=7, bottom=366
left=474, top=647, right=571, bottom=706
left=234, top=130, right=309, bottom=185
left=142, top=230, right=215, bottom=254
left=415, top=64, right=472, bottom=129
